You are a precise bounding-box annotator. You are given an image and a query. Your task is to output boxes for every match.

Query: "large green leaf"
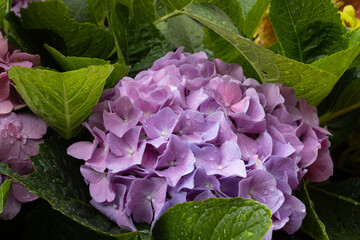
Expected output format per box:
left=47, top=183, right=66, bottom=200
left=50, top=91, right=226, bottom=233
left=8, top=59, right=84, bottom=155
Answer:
left=19, top=0, right=115, bottom=59
left=324, top=110, right=360, bottom=148
left=332, top=124, right=360, bottom=174
left=9, top=65, right=114, bottom=139
left=269, top=0, right=346, bottom=63
left=160, top=0, right=192, bottom=14
left=0, top=138, right=136, bottom=238
left=297, top=182, right=329, bottom=240
left=176, top=3, right=358, bottom=105
left=0, top=0, right=8, bottom=29
left=108, top=3, right=172, bottom=75
left=161, top=0, right=268, bottom=38
left=61, top=0, right=106, bottom=26
left=238, top=0, right=270, bottom=37
left=0, top=179, right=11, bottom=215
left=319, top=78, right=360, bottom=123
left=117, top=0, right=157, bottom=24
left=152, top=198, right=272, bottom=240
left=45, top=44, right=130, bottom=88
left=166, top=15, right=204, bottom=53
left=307, top=179, right=360, bottom=239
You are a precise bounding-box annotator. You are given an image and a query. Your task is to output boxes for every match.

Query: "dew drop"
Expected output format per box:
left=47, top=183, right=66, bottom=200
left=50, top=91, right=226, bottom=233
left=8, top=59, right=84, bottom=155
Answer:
left=246, top=231, right=254, bottom=238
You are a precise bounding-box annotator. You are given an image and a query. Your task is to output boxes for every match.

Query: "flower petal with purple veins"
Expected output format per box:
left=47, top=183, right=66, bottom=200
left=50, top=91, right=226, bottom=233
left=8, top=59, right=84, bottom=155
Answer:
left=206, top=111, right=237, bottom=146
left=210, top=76, right=243, bottom=110
left=256, top=83, right=285, bottom=113
left=107, top=127, right=146, bottom=172
left=264, top=156, right=299, bottom=190
left=126, top=177, right=167, bottom=224
left=104, top=96, right=142, bottom=138
left=143, top=107, right=178, bottom=148
left=155, top=135, right=195, bottom=187
left=214, top=58, right=244, bottom=81
left=305, top=141, right=333, bottom=182
left=80, top=166, right=115, bottom=203
left=194, top=141, right=246, bottom=178
left=239, top=170, right=284, bottom=213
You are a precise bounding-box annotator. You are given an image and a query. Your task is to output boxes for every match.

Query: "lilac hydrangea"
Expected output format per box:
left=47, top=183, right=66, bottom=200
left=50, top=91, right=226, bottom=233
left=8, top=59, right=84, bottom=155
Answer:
left=0, top=112, right=47, bottom=220
left=0, top=34, right=40, bottom=114
left=68, top=48, right=333, bottom=238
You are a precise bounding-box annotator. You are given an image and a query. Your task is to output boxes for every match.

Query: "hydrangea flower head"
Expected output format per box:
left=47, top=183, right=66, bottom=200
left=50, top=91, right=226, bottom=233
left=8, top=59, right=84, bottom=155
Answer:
left=68, top=48, right=333, bottom=237
left=0, top=112, right=47, bottom=220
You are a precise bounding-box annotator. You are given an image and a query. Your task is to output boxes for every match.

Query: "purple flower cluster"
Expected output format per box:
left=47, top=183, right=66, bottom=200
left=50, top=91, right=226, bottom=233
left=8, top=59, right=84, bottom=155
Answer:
left=0, top=34, right=40, bottom=114
left=0, top=112, right=46, bottom=220
left=68, top=48, right=333, bottom=237
left=0, top=33, right=45, bottom=220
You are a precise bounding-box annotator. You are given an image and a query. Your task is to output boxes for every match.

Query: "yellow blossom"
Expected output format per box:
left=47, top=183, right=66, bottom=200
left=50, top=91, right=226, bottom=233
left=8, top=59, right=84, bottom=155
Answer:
left=340, top=5, right=360, bottom=30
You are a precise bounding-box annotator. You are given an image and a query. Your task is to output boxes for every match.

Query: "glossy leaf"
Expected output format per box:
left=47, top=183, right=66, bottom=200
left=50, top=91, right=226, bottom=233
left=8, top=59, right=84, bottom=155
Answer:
left=166, top=15, right=204, bottom=52
left=108, top=3, right=172, bottom=75
left=118, top=0, right=157, bottom=24
left=0, top=179, right=11, bottom=215
left=45, top=44, right=130, bottom=88
left=9, top=65, right=114, bottom=139
left=238, top=0, right=270, bottom=37
left=307, top=179, right=360, bottom=239
left=269, top=0, right=346, bottom=63
left=61, top=0, right=106, bottom=26
left=297, top=182, right=329, bottom=240
left=160, top=0, right=191, bottom=13
left=152, top=198, right=272, bottom=240
left=0, top=0, right=7, bottom=28
left=19, top=0, right=115, bottom=59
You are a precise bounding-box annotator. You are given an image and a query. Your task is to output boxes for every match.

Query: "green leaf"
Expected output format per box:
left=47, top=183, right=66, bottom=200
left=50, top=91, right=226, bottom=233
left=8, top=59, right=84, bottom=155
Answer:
left=325, top=109, right=360, bottom=148
left=239, top=0, right=270, bottom=37
left=297, top=182, right=329, bottom=240
left=160, top=0, right=191, bottom=14
left=105, top=0, right=126, bottom=64
left=178, top=3, right=347, bottom=105
left=118, top=0, right=157, bottom=24
left=152, top=198, right=272, bottom=240
left=61, top=0, right=106, bottom=26
left=332, top=78, right=360, bottom=113
left=18, top=0, right=115, bottom=59
left=307, top=179, right=360, bottom=239
left=166, top=15, right=204, bottom=53
left=334, top=124, right=360, bottom=174
left=0, top=137, right=136, bottom=237
left=311, top=43, right=360, bottom=84
left=45, top=44, right=130, bottom=88
left=319, top=77, right=360, bottom=125
left=109, top=3, right=172, bottom=75
left=134, top=0, right=157, bottom=24
left=0, top=179, right=12, bottom=215
left=269, top=0, right=346, bottom=63
left=0, top=0, right=8, bottom=28
left=9, top=65, right=114, bottom=139
left=203, top=27, right=260, bottom=79
left=23, top=201, right=138, bottom=240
